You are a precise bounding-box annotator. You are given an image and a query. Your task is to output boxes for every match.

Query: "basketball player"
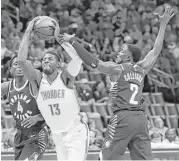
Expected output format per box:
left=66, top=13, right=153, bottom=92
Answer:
left=1, top=54, right=48, bottom=160
left=60, top=6, right=174, bottom=160
left=17, top=18, right=89, bottom=160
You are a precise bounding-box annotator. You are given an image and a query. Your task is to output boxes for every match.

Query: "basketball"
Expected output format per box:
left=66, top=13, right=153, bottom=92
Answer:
left=33, top=16, right=60, bottom=40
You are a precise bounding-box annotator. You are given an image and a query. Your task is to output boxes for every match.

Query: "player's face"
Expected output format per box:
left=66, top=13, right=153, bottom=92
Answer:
left=117, top=45, right=133, bottom=64
left=42, top=53, right=59, bottom=75
left=10, top=58, right=24, bottom=77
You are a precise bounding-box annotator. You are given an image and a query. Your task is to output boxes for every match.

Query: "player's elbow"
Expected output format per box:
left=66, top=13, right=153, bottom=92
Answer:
left=67, top=59, right=82, bottom=77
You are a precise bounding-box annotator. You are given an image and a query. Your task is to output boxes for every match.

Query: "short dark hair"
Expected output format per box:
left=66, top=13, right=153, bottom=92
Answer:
left=44, top=50, right=61, bottom=62
left=127, top=44, right=142, bottom=62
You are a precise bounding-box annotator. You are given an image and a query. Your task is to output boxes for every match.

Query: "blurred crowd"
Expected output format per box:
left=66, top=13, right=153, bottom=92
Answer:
left=1, top=0, right=179, bottom=99
left=148, top=117, right=179, bottom=146
left=1, top=0, right=179, bottom=151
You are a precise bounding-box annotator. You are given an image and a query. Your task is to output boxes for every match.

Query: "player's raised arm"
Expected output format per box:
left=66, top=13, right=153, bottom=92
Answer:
left=97, top=60, right=122, bottom=75
left=18, top=17, right=42, bottom=84
left=60, top=34, right=122, bottom=76
left=137, top=6, right=174, bottom=74
left=56, top=36, right=82, bottom=77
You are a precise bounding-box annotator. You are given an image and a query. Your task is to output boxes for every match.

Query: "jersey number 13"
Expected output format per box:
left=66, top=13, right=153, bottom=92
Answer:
left=49, top=103, right=60, bottom=115
left=129, top=83, right=139, bottom=105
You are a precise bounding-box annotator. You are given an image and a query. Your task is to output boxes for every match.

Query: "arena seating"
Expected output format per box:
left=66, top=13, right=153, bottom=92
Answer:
left=89, top=72, right=103, bottom=82
left=77, top=71, right=89, bottom=80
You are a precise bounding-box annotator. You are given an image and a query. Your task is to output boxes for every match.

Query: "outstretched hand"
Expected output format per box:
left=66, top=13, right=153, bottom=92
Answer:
left=55, top=33, right=75, bottom=45
left=21, top=115, right=40, bottom=128
left=154, top=5, right=175, bottom=25
left=26, top=16, right=41, bottom=33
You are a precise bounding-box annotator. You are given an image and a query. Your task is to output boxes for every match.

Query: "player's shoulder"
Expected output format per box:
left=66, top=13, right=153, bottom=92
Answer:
left=120, top=62, right=133, bottom=70
left=133, top=63, right=145, bottom=74
left=120, top=62, right=144, bottom=73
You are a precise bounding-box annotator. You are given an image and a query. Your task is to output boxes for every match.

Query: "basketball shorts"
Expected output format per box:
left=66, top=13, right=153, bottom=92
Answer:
left=101, top=110, right=152, bottom=160
left=14, top=126, right=48, bottom=160
left=52, top=121, right=89, bottom=160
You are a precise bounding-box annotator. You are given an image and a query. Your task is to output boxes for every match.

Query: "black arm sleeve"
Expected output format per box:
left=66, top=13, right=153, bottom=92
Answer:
left=69, top=37, right=99, bottom=68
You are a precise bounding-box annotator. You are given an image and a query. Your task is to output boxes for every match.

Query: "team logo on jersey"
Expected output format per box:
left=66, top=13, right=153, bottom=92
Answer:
left=28, top=152, right=39, bottom=161
left=10, top=93, right=32, bottom=121
left=9, top=93, right=31, bottom=105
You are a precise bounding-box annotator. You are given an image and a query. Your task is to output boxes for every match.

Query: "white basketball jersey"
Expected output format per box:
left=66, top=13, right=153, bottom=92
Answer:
left=36, top=72, right=81, bottom=132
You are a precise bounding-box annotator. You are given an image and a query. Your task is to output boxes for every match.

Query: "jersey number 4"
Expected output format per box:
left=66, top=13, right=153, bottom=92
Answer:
left=129, top=83, right=139, bottom=105
left=17, top=101, right=23, bottom=113
left=49, top=103, right=60, bottom=115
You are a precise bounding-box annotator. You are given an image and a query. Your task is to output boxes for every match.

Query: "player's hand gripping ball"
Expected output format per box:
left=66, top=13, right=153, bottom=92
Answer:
left=33, top=16, right=60, bottom=40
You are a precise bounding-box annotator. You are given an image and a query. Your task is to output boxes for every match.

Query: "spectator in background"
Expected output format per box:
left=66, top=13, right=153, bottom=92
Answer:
left=34, top=40, right=47, bottom=60
left=1, top=8, right=11, bottom=23
left=7, top=121, right=17, bottom=148
left=19, top=0, right=33, bottom=31
left=151, top=133, right=163, bottom=143
left=11, top=36, right=21, bottom=54
left=88, top=118, right=103, bottom=138
left=93, top=82, right=108, bottom=103
left=163, top=128, right=179, bottom=144
left=89, top=131, right=100, bottom=150
left=70, top=8, right=83, bottom=25
left=2, top=129, right=11, bottom=150
left=58, top=10, right=71, bottom=30
left=167, top=41, right=179, bottom=70
left=78, top=78, right=94, bottom=102
left=1, top=39, right=12, bottom=80
left=1, top=120, right=17, bottom=149
left=88, top=118, right=103, bottom=149
left=151, top=117, right=168, bottom=139
left=15, top=22, right=24, bottom=37
left=103, top=0, right=116, bottom=13
left=1, top=39, right=12, bottom=60
left=128, top=24, right=142, bottom=43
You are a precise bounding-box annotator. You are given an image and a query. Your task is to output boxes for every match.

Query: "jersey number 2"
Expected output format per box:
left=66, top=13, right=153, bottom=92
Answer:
left=49, top=103, right=60, bottom=115
left=129, top=83, right=139, bottom=105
